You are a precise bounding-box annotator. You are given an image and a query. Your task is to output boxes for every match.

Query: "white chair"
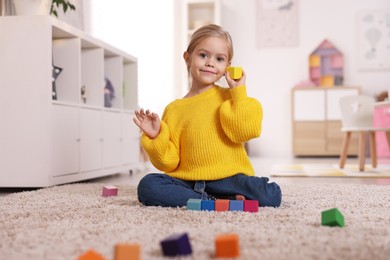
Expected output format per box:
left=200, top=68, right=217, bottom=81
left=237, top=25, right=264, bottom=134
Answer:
left=339, top=95, right=390, bottom=171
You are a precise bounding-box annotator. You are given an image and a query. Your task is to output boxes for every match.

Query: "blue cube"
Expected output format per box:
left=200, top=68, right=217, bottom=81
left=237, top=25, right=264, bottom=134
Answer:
left=187, top=199, right=202, bottom=210
left=160, top=233, right=192, bottom=256
left=201, top=200, right=215, bottom=211
left=229, top=200, right=244, bottom=211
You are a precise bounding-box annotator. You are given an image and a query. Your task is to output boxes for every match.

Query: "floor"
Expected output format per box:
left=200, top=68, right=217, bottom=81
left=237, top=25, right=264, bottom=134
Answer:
left=1, top=156, right=390, bottom=197
left=82, top=156, right=390, bottom=186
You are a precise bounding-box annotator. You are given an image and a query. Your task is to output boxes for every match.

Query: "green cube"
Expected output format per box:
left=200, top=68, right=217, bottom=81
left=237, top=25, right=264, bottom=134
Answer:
left=187, top=199, right=202, bottom=210
left=321, top=208, right=345, bottom=227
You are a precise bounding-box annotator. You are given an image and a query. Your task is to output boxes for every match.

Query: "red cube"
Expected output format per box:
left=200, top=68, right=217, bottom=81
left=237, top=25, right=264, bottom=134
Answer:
left=244, top=200, right=259, bottom=212
left=215, top=199, right=229, bottom=212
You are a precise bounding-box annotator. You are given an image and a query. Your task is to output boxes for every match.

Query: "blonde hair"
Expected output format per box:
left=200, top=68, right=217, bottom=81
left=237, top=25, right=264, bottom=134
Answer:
left=186, top=24, right=234, bottom=63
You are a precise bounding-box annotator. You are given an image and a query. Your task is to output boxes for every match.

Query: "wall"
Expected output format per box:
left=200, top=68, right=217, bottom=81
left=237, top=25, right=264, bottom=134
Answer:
left=85, top=0, right=175, bottom=114
left=217, top=0, right=390, bottom=157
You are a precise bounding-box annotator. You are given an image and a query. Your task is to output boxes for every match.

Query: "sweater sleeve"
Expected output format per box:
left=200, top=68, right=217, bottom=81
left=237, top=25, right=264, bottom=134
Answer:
left=219, top=85, right=263, bottom=143
left=140, top=121, right=180, bottom=172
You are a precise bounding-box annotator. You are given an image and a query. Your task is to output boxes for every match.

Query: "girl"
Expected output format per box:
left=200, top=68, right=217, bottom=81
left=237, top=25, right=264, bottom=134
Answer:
left=133, top=24, right=281, bottom=207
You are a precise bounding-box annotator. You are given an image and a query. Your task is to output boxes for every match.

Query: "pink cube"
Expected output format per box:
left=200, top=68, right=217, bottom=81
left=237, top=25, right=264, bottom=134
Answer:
left=102, top=185, right=118, bottom=197
left=244, top=200, right=259, bottom=212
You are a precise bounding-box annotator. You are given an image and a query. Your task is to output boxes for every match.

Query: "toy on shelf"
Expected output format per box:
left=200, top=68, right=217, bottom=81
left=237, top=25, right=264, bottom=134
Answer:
left=309, top=39, right=343, bottom=87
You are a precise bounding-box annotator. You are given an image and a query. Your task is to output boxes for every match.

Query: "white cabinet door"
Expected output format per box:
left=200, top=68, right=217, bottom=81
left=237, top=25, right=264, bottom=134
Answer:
left=327, top=89, right=359, bottom=120
left=103, top=111, right=122, bottom=168
left=80, top=108, right=102, bottom=172
left=51, top=105, right=79, bottom=176
left=293, top=89, right=326, bottom=121
left=122, top=112, right=140, bottom=165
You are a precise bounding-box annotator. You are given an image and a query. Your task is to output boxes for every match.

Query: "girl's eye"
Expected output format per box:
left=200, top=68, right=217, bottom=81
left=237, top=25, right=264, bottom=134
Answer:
left=217, top=57, right=225, bottom=62
left=199, top=53, right=207, bottom=58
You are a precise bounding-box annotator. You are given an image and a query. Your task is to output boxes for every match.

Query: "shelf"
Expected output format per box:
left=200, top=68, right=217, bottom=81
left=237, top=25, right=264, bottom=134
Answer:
left=375, top=101, right=390, bottom=108
left=0, top=15, right=140, bottom=187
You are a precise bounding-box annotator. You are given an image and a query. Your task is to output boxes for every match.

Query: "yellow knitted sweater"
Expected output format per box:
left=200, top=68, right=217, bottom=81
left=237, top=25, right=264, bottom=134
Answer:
left=141, top=85, right=263, bottom=181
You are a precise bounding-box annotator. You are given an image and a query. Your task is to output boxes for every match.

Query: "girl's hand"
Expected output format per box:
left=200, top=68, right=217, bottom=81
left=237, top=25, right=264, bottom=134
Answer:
left=133, top=108, right=161, bottom=139
left=225, top=69, right=246, bottom=89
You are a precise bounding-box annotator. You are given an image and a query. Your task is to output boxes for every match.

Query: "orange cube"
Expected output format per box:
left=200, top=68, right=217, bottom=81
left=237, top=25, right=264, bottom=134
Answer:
left=77, top=249, right=105, bottom=260
left=115, top=243, right=140, bottom=260
left=215, top=233, right=240, bottom=258
left=215, top=199, right=229, bottom=212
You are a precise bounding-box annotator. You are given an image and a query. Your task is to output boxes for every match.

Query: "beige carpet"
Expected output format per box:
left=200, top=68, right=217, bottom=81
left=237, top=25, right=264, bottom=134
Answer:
left=271, top=164, right=390, bottom=177
left=0, top=183, right=389, bottom=260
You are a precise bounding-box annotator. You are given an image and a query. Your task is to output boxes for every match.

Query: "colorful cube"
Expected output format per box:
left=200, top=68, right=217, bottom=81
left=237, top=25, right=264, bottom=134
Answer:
left=215, top=199, right=230, bottom=212
left=321, top=208, right=345, bottom=227
left=114, top=243, right=140, bottom=260
left=102, top=185, right=118, bottom=197
left=244, top=200, right=259, bottom=212
left=187, top=199, right=202, bottom=210
left=229, top=200, right=244, bottom=211
left=160, top=233, right=192, bottom=257
left=77, top=249, right=105, bottom=260
left=201, top=200, right=215, bottom=211
left=215, top=233, right=240, bottom=258
left=225, top=66, right=242, bottom=79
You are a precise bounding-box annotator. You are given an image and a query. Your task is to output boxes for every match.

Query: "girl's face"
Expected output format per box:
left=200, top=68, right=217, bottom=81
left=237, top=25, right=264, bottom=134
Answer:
left=187, top=36, right=230, bottom=88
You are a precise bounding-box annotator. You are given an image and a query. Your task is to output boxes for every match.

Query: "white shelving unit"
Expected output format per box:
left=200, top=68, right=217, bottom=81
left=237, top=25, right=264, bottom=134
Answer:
left=178, top=0, right=221, bottom=94
left=0, top=15, right=140, bottom=187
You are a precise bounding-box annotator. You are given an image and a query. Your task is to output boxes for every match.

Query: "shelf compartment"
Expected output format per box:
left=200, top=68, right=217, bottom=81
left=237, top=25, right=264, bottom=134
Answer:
left=81, top=48, right=105, bottom=107
left=104, top=55, right=123, bottom=109
left=52, top=38, right=81, bottom=104
left=123, top=60, right=138, bottom=111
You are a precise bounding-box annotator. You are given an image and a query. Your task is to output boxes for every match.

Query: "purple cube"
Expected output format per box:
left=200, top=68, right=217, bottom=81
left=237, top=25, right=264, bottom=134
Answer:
left=160, top=233, right=192, bottom=256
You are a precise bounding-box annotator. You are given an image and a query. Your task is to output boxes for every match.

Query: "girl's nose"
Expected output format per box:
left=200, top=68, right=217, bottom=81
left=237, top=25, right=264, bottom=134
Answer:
left=206, top=60, right=215, bottom=67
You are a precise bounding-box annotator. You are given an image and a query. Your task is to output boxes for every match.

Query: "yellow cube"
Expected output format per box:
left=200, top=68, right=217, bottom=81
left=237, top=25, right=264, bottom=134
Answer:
left=225, top=66, right=242, bottom=79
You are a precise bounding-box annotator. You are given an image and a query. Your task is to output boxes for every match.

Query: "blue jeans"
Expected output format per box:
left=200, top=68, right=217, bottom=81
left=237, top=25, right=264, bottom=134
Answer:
left=137, top=173, right=282, bottom=207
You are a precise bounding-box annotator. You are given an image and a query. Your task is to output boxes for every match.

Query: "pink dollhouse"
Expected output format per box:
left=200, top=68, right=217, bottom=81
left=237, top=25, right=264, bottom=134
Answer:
left=309, top=39, right=344, bottom=87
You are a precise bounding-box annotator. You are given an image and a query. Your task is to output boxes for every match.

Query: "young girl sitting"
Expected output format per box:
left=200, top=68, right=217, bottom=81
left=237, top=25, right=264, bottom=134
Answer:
left=133, top=24, right=282, bottom=207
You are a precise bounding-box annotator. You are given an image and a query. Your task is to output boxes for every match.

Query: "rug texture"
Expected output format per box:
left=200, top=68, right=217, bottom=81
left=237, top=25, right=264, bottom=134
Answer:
left=271, top=164, right=390, bottom=177
left=0, top=183, right=389, bottom=260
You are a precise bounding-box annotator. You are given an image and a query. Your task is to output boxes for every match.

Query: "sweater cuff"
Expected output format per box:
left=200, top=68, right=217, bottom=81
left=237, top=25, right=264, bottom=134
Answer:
left=141, top=121, right=169, bottom=151
left=230, top=85, right=247, bottom=102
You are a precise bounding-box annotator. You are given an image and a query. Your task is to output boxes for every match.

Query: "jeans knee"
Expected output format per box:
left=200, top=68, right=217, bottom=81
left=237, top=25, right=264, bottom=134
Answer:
left=137, top=174, right=160, bottom=203
left=269, top=182, right=282, bottom=207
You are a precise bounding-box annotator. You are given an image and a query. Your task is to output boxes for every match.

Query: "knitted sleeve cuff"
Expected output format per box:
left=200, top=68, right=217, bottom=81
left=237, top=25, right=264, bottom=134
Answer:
left=141, top=121, right=170, bottom=153
left=230, top=85, right=247, bottom=103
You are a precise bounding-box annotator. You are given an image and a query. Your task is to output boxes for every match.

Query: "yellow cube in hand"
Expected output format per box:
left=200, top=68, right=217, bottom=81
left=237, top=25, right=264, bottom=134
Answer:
left=226, top=66, right=242, bottom=79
